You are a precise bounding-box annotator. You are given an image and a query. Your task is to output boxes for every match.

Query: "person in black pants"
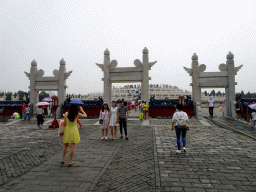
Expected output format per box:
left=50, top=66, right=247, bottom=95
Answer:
left=36, top=106, right=44, bottom=128
left=208, top=96, right=215, bottom=117
left=116, top=101, right=129, bottom=140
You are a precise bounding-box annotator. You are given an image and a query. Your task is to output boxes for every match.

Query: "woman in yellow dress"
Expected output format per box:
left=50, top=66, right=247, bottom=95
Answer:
left=61, top=104, right=87, bottom=166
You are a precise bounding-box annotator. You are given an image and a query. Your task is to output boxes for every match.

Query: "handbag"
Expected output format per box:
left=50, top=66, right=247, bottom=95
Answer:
left=58, top=121, right=65, bottom=136
left=100, top=111, right=106, bottom=124
left=235, top=103, right=241, bottom=111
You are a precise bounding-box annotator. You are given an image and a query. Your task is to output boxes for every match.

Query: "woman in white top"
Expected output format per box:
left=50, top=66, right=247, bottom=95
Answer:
left=109, top=101, right=119, bottom=140
left=171, top=104, right=189, bottom=154
left=208, top=96, right=214, bottom=117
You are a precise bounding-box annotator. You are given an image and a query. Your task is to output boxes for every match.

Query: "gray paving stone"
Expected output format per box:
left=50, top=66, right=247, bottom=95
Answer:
left=1, top=117, right=256, bottom=191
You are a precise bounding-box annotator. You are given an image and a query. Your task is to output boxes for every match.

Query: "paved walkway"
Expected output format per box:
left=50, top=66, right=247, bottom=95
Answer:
left=206, top=116, right=256, bottom=140
left=0, top=116, right=256, bottom=191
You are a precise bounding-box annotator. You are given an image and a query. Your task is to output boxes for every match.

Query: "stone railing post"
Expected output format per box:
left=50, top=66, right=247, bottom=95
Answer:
left=191, top=53, right=201, bottom=116
left=141, top=47, right=149, bottom=104
left=57, top=58, right=66, bottom=118
left=29, top=60, right=37, bottom=116
left=226, top=52, right=236, bottom=118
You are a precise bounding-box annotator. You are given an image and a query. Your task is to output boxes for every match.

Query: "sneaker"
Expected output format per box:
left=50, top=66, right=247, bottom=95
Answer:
left=101, top=137, right=104, bottom=140
left=183, top=147, right=186, bottom=152
left=105, top=137, right=107, bottom=140
left=176, top=150, right=181, bottom=154
left=121, top=136, right=123, bottom=139
left=125, top=137, right=129, bottom=141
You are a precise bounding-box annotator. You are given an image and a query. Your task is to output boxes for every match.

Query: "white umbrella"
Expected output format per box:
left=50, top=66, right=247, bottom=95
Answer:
left=42, top=97, right=52, bottom=101
left=249, top=104, right=256, bottom=110
left=35, top=102, right=50, bottom=106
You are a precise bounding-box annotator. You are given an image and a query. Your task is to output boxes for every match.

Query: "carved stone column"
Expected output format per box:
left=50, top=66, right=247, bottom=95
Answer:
left=103, top=49, right=111, bottom=105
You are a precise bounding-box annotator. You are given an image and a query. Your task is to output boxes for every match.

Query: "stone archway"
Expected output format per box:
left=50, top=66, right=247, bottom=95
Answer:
left=24, top=59, right=72, bottom=118
left=96, top=47, right=157, bottom=105
left=184, top=52, right=243, bottom=118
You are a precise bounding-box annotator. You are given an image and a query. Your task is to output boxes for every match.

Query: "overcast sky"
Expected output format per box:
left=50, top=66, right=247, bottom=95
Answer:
left=1, top=0, right=256, bottom=96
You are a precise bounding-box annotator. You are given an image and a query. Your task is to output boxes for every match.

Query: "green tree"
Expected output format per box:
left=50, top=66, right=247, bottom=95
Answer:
left=210, top=90, right=216, bottom=96
left=6, top=92, right=12, bottom=101
left=216, top=91, right=221, bottom=96
left=39, top=91, right=49, bottom=101
left=204, top=91, right=207, bottom=96
left=17, top=90, right=29, bottom=100
left=240, top=90, right=245, bottom=97
left=246, top=92, right=251, bottom=98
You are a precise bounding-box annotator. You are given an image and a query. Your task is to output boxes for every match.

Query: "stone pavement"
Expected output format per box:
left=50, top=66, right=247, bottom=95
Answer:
left=153, top=118, right=256, bottom=191
left=0, top=116, right=256, bottom=191
left=206, top=116, right=256, bottom=139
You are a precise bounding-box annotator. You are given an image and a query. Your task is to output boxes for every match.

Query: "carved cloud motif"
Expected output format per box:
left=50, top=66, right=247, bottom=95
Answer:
left=53, top=69, right=59, bottom=77
left=110, top=60, right=118, bottom=69
left=219, top=63, right=228, bottom=71
left=199, top=64, right=206, bottom=73
left=183, top=67, right=192, bottom=76
left=24, top=71, right=30, bottom=79
left=37, top=69, right=44, bottom=77
left=64, top=70, right=73, bottom=79
left=134, top=59, right=142, bottom=67
left=235, top=65, right=243, bottom=75
left=149, top=61, right=157, bottom=67
left=96, top=63, right=104, bottom=71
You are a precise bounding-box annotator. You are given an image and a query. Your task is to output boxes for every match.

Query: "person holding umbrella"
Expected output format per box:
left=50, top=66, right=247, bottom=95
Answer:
left=61, top=104, right=87, bottom=166
left=35, top=102, right=50, bottom=128
left=248, top=103, right=256, bottom=129
left=36, top=106, right=44, bottom=128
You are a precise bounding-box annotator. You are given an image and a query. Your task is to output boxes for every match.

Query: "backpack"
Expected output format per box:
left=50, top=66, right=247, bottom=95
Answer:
left=177, top=112, right=187, bottom=128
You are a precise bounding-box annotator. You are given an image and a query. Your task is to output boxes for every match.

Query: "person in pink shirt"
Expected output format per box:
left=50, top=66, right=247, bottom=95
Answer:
left=134, top=102, right=138, bottom=112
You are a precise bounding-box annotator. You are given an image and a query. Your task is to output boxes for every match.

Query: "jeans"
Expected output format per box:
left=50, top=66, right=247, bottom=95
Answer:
left=37, top=114, right=44, bottom=126
left=175, top=126, right=187, bottom=150
left=251, top=120, right=256, bottom=128
left=24, top=113, right=30, bottom=120
left=209, top=107, right=214, bottom=116
left=119, top=119, right=127, bottom=136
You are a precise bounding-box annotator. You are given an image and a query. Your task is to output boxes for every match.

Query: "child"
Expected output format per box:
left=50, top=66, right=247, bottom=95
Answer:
left=134, top=102, right=138, bottom=112
left=251, top=110, right=256, bottom=129
left=220, top=103, right=223, bottom=112
left=127, top=102, right=132, bottom=111
left=142, top=102, right=149, bottom=120
left=24, top=105, right=31, bottom=121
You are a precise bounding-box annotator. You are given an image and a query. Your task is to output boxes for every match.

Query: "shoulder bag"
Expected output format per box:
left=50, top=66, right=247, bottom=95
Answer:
left=100, top=111, right=107, bottom=124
